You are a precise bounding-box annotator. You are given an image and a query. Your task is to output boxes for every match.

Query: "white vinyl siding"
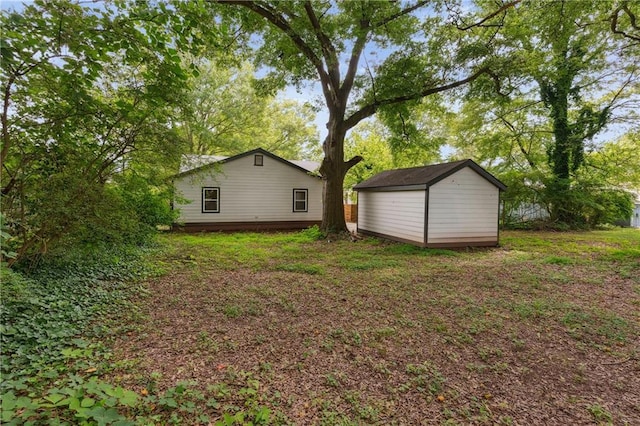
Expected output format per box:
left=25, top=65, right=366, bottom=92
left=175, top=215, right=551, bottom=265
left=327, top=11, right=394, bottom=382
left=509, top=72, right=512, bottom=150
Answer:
left=427, top=167, right=499, bottom=244
left=175, top=154, right=322, bottom=223
left=358, top=190, right=425, bottom=244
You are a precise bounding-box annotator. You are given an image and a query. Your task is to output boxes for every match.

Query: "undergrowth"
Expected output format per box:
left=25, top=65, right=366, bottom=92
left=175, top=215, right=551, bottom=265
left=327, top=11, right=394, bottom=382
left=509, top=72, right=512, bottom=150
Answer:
left=0, top=243, right=274, bottom=425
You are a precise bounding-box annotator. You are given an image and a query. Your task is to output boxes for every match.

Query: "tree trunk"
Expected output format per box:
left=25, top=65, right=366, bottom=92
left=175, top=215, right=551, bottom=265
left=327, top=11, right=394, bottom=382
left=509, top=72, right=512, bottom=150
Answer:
left=319, top=122, right=361, bottom=234
left=322, top=161, right=348, bottom=233
left=541, top=63, right=581, bottom=225
left=548, top=92, right=572, bottom=223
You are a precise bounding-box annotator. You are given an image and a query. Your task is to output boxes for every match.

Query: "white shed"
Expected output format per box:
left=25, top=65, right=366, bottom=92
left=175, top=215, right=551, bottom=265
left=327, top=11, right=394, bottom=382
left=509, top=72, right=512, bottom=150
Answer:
left=173, top=148, right=323, bottom=232
left=353, top=159, right=507, bottom=247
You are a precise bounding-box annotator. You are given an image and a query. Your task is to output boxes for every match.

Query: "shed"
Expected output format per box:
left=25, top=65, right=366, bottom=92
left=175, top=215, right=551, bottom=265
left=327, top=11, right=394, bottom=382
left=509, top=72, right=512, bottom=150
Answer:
left=353, top=159, right=507, bottom=247
left=173, top=148, right=322, bottom=232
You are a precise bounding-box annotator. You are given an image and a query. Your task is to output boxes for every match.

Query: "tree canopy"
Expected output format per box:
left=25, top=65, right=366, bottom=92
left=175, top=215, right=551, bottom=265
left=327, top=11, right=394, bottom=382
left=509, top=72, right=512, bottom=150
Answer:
left=0, top=0, right=217, bottom=262
left=176, top=60, right=321, bottom=160
left=209, top=0, right=519, bottom=232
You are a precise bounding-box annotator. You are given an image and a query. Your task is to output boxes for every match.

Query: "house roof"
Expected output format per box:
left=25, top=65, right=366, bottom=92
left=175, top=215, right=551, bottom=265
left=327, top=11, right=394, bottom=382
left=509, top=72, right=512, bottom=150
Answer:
left=179, top=155, right=227, bottom=173
left=176, top=148, right=321, bottom=177
left=353, top=159, right=507, bottom=191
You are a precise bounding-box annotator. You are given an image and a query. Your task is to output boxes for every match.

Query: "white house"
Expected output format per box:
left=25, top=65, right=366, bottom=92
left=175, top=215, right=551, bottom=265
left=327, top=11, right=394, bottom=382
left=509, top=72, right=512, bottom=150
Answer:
left=353, top=159, right=507, bottom=248
left=173, top=148, right=323, bottom=232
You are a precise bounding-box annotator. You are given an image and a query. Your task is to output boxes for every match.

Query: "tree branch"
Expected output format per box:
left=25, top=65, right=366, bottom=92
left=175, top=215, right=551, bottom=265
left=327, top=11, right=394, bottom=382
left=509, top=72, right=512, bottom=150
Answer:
left=344, top=66, right=490, bottom=130
left=340, top=25, right=368, bottom=100
left=370, top=0, right=430, bottom=29
left=455, top=0, right=521, bottom=31
left=611, top=1, right=640, bottom=42
left=345, top=155, right=363, bottom=170
left=216, top=1, right=334, bottom=103
left=0, top=74, right=16, bottom=173
left=497, top=115, right=537, bottom=169
left=303, top=1, right=340, bottom=91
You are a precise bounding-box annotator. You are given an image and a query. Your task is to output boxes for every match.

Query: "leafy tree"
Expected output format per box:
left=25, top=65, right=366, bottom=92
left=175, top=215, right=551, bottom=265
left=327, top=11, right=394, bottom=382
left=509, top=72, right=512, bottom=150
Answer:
left=0, top=0, right=211, bottom=263
left=343, top=121, right=395, bottom=203
left=343, top=118, right=444, bottom=202
left=177, top=60, right=320, bottom=160
left=263, top=99, right=322, bottom=160
left=179, top=60, right=264, bottom=155
left=210, top=0, right=519, bottom=232
left=586, top=131, right=640, bottom=190
left=448, top=0, right=639, bottom=227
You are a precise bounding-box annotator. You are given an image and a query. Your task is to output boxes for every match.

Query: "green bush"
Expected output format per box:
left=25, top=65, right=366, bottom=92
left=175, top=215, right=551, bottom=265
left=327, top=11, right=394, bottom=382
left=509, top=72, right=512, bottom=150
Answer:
left=498, top=168, right=634, bottom=230
left=301, top=224, right=326, bottom=240
left=545, top=182, right=633, bottom=229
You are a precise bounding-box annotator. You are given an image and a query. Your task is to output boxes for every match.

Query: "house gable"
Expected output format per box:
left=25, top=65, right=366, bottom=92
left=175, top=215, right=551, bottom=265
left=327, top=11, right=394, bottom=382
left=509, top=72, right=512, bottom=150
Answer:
left=426, top=167, right=500, bottom=246
left=173, top=148, right=323, bottom=230
left=176, top=148, right=320, bottom=179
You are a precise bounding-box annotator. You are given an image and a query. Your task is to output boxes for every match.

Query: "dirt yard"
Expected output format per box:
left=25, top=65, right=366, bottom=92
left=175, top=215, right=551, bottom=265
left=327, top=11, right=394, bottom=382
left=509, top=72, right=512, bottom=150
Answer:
left=113, top=229, right=640, bottom=425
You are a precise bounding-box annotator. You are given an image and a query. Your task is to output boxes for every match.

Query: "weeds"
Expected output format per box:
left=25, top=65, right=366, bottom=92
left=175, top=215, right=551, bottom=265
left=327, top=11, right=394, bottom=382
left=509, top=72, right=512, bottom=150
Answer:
left=587, top=403, right=613, bottom=424
left=4, top=228, right=638, bottom=424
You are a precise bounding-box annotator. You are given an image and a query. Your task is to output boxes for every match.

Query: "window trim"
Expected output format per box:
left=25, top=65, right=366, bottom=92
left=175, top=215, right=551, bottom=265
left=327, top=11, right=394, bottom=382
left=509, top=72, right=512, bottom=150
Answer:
left=254, top=154, right=264, bottom=166
left=202, top=187, right=220, bottom=213
left=292, top=188, right=308, bottom=213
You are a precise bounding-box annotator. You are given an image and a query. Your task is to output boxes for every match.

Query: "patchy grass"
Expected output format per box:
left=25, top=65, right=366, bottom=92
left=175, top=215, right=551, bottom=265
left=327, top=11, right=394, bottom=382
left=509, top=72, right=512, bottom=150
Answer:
left=109, top=229, right=637, bottom=424
left=275, top=262, right=325, bottom=275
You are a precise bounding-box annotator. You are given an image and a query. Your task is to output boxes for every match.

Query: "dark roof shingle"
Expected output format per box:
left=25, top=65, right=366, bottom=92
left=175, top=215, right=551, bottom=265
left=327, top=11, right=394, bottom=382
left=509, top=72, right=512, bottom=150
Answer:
left=353, top=159, right=506, bottom=191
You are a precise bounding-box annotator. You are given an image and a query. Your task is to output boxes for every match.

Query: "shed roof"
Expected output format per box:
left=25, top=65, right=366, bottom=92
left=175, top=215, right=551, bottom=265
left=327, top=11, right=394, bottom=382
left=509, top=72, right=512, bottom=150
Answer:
left=353, top=159, right=507, bottom=191
left=176, top=148, right=320, bottom=177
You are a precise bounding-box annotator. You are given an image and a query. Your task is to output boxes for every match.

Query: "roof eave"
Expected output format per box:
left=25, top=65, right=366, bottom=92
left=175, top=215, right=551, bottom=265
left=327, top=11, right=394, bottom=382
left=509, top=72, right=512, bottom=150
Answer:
left=175, top=147, right=321, bottom=179
left=354, top=184, right=428, bottom=192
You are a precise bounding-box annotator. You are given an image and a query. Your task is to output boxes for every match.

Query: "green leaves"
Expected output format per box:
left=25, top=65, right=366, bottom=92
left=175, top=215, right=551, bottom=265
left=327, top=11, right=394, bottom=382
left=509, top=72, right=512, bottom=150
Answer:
left=0, top=244, right=159, bottom=424
left=176, top=59, right=320, bottom=160
left=1, top=0, right=218, bottom=261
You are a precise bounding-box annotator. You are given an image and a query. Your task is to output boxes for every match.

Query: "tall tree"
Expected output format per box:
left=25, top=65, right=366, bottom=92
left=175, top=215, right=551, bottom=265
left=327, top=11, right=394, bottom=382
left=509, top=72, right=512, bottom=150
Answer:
left=177, top=60, right=320, bottom=159
left=448, top=0, right=639, bottom=226
left=0, top=0, right=216, bottom=261
left=210, top=0, right=518, bottom=232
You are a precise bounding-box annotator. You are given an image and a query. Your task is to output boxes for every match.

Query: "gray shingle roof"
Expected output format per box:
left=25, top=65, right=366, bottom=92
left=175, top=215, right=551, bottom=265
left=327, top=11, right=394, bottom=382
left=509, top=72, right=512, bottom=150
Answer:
left=353, top=159, right=506, bottom=191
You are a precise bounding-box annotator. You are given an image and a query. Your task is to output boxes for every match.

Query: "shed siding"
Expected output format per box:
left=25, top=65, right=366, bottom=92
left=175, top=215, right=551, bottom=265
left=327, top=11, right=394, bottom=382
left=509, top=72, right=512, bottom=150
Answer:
left=427, top=167, right=499, bottom=244
left=358, top=190, right=425, bottom=244
left=174, top=154, right=322, bottom=223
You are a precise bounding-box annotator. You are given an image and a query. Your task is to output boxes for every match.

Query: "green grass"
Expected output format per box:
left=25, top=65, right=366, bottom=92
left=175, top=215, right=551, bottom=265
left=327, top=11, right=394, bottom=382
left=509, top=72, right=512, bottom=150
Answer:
left=118, top=228, right=637, bottom=423
left=4, top=228, right=639, bottom=424
left=275, top=262, right=325, bottom=274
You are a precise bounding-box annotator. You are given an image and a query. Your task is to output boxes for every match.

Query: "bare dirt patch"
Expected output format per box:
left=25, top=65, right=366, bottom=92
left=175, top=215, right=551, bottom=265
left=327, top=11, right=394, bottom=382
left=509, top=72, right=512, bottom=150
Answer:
left=113, top=230, right=640, bottom=424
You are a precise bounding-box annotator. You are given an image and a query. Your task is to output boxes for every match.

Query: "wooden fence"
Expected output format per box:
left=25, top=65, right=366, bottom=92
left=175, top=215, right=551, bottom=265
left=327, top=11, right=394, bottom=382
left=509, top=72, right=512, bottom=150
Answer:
left=344, top=204, right=357, bottom=223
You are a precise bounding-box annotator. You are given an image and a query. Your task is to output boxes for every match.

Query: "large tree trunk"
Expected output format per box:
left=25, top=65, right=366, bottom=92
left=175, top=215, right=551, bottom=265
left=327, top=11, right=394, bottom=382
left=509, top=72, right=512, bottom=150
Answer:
left=319, top=122, right=361, bottom=233
left=541, top=62, right=582, bottom=226
left=321, top=160, right=348, bottom=233
left=548, top=91, right=573, bottom=224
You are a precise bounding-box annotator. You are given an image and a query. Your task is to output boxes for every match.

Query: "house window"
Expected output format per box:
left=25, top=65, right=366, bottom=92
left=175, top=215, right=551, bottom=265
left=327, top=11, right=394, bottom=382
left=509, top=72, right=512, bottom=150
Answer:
left=293, top=189, right=308, bottom=212
left=254, top=154, right=263, bottom=166
left=202, top=187, right=220, bottom=213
